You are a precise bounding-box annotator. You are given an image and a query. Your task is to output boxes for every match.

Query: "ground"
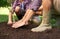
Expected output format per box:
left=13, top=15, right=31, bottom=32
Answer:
left=0, top=22, right=60, bottom=39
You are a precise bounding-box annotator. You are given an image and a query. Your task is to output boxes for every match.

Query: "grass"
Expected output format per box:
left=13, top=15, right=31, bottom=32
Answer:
left=0, top=15, right=8, bottom=23
left=0, top=7, right=18, bottom=23
left=0, top=7, right=8, bottom=23
left=0, top=7, right=9, bottom=15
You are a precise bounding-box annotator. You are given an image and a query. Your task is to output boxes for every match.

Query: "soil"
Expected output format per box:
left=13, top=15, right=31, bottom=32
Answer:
left=0, top=22, right=60, bottom=39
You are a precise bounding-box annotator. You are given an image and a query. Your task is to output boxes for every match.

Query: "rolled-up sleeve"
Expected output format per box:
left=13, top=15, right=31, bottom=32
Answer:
left=12, top=0, right=17, bottom=10
left=28, top=0, right=42, bottom=11
left=12, top=0, right=21, bottom=11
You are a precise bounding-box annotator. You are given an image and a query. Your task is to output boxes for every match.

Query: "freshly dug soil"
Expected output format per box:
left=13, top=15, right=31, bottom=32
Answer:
left=0, top=22, right=60, bottom=39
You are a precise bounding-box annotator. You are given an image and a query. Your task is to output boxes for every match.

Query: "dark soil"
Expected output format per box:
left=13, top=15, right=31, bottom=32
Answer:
left=0, top=22, right=60, bottom=39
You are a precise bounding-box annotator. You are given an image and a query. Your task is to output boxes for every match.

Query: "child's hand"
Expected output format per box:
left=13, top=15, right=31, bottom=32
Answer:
left=7, top=21, right=13, bottom=25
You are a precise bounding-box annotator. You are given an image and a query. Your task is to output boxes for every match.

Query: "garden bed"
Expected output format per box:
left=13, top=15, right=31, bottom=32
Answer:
left=0, top=22, right=60, bottom=39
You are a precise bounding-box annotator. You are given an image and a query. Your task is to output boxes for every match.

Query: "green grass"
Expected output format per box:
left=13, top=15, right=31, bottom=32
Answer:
left=0, top=7, right=18, bottom=23
left=0, top=15, right=8, bottom=23
left=0, top=7, right=8, bottom=23
left=0, top=7, right=9, bottom=15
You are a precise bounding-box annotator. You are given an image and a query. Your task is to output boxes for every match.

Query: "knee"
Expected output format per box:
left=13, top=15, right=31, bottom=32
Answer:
left=15, top=6, right=20, bottom=13
left=43, top=0, right=52, bottom=10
